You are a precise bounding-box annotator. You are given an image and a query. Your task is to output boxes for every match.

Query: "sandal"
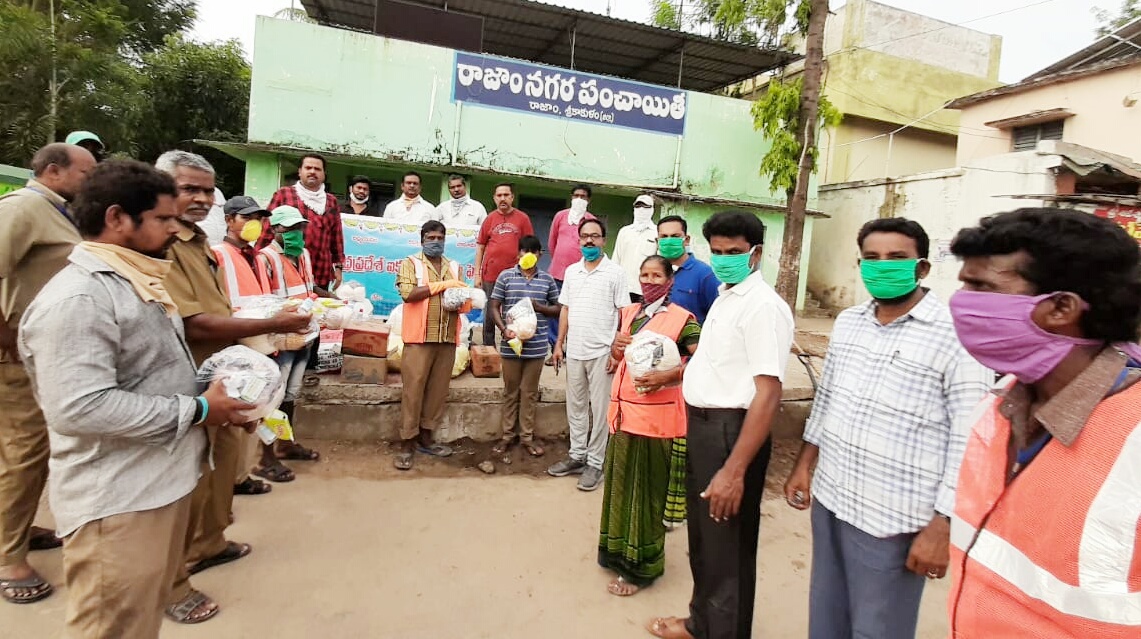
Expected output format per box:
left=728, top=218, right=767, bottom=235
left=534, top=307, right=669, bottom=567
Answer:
left=252, top=462, right=295, bottom=483
left=647, top=617, right=694, bottom=639
left=607, top=576, right=641, bottom=597
left=28, top=526, right=62, bottom=551
left=165, top=589, right=219, bottom=624
left=491, top=441, right=511, bottom=455
left=522, top=441, right=545, bottom=457
left=303, top=373, right=320, bottom=387
left=233, top=477, right=272, bottom=495
left=1, top=573, right=53, bottom=604
left=416, top=443, right=453, bottom=457
left=394, top=451, right=414, bottom=471
left=187, top=542, right=251, bottom=575
left=277, top=442, right=320, bottom=461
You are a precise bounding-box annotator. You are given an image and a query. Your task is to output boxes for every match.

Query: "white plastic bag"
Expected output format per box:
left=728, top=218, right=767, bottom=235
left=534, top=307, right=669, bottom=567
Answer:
left=233, top=295, right=317, bottom=354
left=196, top=345, right=285, bottom=422
left=625, top=330, right=682, bottom=393
left=442, top=287, right=487, bottom=311
left=336, top=280, right=368, bottom=303
left=387, top=304, right=404, bottom=338
left=505, top=297, right=537, bottom=340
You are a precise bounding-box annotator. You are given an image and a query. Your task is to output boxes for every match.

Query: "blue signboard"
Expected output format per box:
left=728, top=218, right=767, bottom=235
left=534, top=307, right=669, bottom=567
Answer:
left=340, top=214, right=479, bottom=316
left=453, top=51, right=688, bottom=136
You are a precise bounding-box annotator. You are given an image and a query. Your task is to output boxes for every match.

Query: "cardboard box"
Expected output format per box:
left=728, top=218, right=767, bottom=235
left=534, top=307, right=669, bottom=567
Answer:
left=470, top=345, right=502, bottom=378
left=342, top=319, right=391, bottom=358
left=340, top=354, right=388, bottom=385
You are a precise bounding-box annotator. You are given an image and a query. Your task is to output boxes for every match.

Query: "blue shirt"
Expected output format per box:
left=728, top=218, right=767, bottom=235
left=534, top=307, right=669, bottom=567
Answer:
left=670, top=255, right=720, bottom=325
left=491, top=266, right=560, bottom=359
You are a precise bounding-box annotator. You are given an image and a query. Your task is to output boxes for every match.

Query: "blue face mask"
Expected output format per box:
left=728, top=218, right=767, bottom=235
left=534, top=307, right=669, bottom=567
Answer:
left=581, top=245, right=602, bottom=262
left=710, top=248, right=755, bottom=284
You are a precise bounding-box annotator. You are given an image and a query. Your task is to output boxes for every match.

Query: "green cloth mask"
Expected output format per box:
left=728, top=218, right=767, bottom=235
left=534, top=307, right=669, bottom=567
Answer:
left=658, top=237, right=686, bottom=260
left=282, top=229, right=305, bottom=257
left=860, top=259, right=919, bottom=300
left=710, top=249, right=754, bottom=285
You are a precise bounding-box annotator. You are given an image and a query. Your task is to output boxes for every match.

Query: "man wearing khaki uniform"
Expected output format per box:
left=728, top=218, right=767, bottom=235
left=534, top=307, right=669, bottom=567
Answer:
left=155, top=151, right=311, bottom=623
left=0, top=143, right=95, bottom=604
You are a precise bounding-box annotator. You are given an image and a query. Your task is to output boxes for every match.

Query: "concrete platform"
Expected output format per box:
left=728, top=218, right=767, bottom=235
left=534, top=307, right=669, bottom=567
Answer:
left=298, top=352, right=819, bottom=444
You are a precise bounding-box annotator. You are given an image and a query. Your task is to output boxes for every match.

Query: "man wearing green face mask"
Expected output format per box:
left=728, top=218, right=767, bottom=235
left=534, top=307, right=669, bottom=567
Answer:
left=656, top=215, right=720, bottom=325
left=649, top=211, right=794, bottom=639
left=783, top=218, right=991, bottom=639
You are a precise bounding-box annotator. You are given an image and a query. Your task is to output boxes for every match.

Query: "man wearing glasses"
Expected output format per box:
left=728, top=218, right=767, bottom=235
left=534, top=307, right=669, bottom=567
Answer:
left=549, top=218, right=627, bottom=491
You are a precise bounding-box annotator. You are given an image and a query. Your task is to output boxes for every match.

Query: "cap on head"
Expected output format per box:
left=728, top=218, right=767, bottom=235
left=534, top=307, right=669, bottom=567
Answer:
left=65, top=131, right=104, bottom=150
left=634, top=194, right=654, bottom=207
left=223, top=195, right=269, bottom=218
left=269, top=205, right=307, bottom=228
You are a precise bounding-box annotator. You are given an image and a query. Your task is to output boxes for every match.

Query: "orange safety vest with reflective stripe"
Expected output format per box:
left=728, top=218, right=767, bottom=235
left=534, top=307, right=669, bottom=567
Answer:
left=259, top=246, right=314, bottom=301
left=212, top=241, right=271, bottom=310
left=606, top=303, right=692, bottom=439
left=948, top=376, right=1141, bottom=638
left=402, top=255, right=463, bottom=346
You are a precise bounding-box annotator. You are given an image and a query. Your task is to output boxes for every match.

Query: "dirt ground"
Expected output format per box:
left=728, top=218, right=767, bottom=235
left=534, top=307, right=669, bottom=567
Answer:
left=3, top=439, right=951, bottom=639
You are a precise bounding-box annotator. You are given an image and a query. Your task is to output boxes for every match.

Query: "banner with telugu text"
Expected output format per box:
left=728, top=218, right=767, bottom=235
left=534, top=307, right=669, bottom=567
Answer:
left=340, top=214, right=479, bottom=316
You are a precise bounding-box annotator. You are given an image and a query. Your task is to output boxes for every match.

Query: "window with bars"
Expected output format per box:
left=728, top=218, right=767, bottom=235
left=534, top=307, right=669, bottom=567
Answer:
left=1012, top=120, right=1064, bottom=151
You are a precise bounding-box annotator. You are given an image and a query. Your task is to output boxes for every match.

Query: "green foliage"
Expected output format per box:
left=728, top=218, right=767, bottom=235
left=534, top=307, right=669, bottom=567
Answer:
left=0, top=1, right=250, bottom=191
left=750, top=77, right=841, bottom=194
left=648, top=0, right=811, bottom=45
left=1093, top=1, right=1141, bottom=37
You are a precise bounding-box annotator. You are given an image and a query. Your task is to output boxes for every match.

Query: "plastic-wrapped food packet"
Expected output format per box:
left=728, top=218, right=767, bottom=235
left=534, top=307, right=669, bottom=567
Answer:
left=624, top=331, right=682, bottom=394
left=505, top=297, right=537, bottom=340
left=196, top=345, right=285, bottom=422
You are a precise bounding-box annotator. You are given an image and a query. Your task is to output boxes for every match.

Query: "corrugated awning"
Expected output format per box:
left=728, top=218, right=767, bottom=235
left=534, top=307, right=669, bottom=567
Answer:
left=298, top=0, right=797, bottom=93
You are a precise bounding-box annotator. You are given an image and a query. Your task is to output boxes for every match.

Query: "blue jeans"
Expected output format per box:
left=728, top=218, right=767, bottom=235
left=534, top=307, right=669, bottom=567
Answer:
left=808, top=501, right=926, bottom=639
left=274, top=347, right=310, bottom=403
left=547, top=279, right=562, bottom=350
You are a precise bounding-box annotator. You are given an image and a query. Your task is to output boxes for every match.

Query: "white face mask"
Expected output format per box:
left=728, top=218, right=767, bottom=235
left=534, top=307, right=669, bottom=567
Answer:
left=633, top=207, right=654, bottom=226
left=350, top=193, right=369, bottom=204
left=570, top=198, right=588, bottom=214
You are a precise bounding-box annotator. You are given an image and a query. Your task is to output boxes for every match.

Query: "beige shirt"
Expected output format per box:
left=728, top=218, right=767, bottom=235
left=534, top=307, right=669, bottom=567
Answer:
left=0, top=180, right=81, bottom=355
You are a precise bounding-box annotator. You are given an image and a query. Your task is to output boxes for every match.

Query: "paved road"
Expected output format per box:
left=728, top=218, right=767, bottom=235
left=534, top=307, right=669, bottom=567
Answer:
left=4, top=462, right=950, bottom=638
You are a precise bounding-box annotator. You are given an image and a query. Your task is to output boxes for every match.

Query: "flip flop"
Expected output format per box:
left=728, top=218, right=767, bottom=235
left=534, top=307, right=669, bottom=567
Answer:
left=277, top=442, right=320, bottom=461
left=28, top=527, right=62, bottom=551
left=253, top=462, right=295, bottom=483
left=394, top=451, right=414, bottom=470
left=416, top=443, right=453, bottom=457
left=522, top=441, right=545, bottom=457
left=233, top=477, right=272, bottom=495
left=647, top=617, right=694, bottom=639
left=0, top=573, right=53, bottom=604
left=187, top=542, right=251, bottom=575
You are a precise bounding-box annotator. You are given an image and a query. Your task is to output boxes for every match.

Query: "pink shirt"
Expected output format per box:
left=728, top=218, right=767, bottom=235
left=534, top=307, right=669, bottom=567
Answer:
left=548, top=208, right=596, bottom=281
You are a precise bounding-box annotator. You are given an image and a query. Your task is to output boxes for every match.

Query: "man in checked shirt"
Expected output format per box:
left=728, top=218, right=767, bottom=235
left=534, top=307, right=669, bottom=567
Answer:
left=784, top=218, right=992, bottom=639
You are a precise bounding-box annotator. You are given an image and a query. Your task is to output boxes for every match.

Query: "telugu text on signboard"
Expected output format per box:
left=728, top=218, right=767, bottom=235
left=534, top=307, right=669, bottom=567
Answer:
left=452, top=51, right=687, bottom=136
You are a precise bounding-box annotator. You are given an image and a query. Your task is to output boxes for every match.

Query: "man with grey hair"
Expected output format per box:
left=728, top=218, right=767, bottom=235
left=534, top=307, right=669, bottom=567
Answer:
left=0, top=142, right=96, bottom=604
left=154, top=150, right=311, bottom=624
left=433, top=174, right=487, bottom=227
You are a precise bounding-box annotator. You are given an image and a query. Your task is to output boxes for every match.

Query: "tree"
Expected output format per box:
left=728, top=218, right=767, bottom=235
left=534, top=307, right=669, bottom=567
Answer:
left=1093, top=1, right=1141, bottom=36
left=652, top=0, right=836, bottom=309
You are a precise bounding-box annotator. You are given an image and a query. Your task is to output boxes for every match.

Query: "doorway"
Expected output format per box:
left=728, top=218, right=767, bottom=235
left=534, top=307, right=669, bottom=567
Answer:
left=518, top=195, right=567, bottom=272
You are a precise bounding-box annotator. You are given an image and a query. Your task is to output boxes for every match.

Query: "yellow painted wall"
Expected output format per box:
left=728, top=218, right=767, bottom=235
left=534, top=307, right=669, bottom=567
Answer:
left=955, top=63, right=1141, bottom=165
left=819, top=116, right=957, bottom=184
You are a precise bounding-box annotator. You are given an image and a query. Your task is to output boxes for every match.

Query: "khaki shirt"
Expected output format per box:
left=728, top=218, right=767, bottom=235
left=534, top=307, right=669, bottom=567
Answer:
left=0, top=181, right=81, bottom=361
left=166, top=222, right=234, bottom=365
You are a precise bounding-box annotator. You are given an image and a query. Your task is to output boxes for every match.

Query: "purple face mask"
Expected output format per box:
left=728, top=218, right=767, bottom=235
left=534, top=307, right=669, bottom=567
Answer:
left=948, top=290, right=1102, bottom=383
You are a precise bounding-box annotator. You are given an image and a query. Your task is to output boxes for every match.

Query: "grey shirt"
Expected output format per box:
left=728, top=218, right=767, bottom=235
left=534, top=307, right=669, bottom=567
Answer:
left=18, top=247, right=206, bottom=536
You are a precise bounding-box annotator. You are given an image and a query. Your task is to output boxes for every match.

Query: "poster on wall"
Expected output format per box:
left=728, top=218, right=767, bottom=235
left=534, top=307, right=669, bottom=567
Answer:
left=1093, top=206, right=1141, bottom=244
left=340, top=214, right=479, bottom=316
left=452, top=51, right=687, bottom=136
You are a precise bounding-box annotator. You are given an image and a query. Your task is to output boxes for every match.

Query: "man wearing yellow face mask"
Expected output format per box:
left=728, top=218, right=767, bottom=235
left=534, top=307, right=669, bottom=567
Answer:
left=212, top=196, right=276, bottom=496
left=488, top=235, right=561, bottom=456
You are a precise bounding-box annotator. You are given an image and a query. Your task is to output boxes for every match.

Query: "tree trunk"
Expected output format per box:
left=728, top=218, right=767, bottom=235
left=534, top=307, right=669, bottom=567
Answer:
left=774, top=0, right=828, bottom=311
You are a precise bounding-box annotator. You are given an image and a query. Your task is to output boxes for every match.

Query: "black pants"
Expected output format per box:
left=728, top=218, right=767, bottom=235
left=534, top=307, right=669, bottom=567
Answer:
left=684, top=405, right=773, bottom=639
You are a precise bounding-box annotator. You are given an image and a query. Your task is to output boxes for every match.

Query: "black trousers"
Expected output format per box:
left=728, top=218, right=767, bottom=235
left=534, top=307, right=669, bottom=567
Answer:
left=684, top=404, right=773, bottom=639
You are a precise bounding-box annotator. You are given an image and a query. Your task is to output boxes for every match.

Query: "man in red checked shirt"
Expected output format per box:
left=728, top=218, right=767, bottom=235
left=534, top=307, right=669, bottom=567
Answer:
left=258, top=154, right=344, bottom=295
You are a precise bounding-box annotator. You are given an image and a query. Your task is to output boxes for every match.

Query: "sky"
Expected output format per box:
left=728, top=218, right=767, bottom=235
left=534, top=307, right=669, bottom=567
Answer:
left=191, top=0, right=1105, bottom=83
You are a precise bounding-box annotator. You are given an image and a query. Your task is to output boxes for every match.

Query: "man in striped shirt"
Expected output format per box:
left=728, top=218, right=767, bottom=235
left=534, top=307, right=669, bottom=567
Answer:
left=783, top=218, right=991, bottom=639
left=488, top=235, right=560, bottom=457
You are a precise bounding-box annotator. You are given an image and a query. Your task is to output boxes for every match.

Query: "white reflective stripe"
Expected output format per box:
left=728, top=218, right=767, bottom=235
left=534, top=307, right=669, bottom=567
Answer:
left=212, top=244, right=248, bottom=310
left=1080, top=421, right=1141, bottom=593
left=953, top=516, right=1141, bottom=625
left=260, top=249, right=288, bottom=295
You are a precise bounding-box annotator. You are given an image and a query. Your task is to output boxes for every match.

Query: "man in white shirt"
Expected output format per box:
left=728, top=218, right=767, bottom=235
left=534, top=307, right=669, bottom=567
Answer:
left=648, top=211, right=794, bottom=639
left=612, top=194, right=659, bottom=302
left=548, top=218, right=628, bottom=492
left=382, top=171, right=435, bottom=223
left=433, top=174, right=487, bottom=227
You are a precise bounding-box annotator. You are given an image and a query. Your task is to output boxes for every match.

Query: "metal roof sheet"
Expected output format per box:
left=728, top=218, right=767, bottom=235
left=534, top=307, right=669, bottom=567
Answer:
left=299, top=0, right=796, bottom=92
